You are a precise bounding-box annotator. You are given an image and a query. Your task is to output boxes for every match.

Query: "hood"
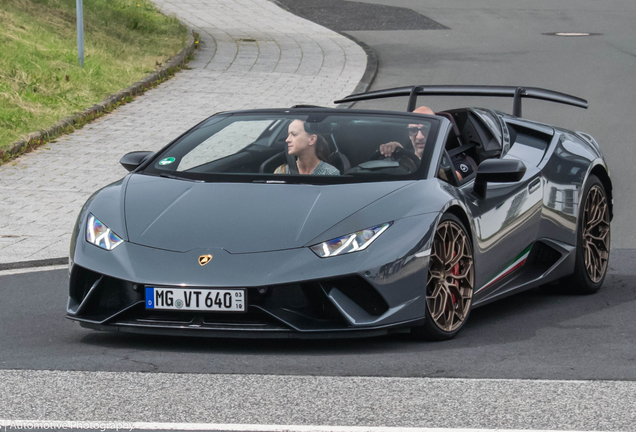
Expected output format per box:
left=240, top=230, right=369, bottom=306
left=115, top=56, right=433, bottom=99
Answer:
left=124, top=174, right=413, bottom=253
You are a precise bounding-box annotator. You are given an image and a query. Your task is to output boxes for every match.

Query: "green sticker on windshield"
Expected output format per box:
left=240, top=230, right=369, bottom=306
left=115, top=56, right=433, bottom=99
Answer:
left=159, top=157, right=175, bottom=166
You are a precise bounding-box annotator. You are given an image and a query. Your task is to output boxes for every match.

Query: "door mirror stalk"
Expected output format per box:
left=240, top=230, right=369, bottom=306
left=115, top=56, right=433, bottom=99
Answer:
left=120, top=151, right=155, bottom=172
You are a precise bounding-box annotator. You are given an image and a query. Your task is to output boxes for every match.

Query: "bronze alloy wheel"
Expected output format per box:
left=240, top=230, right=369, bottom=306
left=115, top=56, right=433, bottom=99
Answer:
left=582, top=184, right=610, bottom=283
left=426, top=220, right=474, bottom=332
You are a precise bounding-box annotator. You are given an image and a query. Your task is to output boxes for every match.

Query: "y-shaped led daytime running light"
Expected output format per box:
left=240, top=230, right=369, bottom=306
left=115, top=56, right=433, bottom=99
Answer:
left=310, top=223, right=391, bottom=258
left=86, top=213, right=124, bottom=251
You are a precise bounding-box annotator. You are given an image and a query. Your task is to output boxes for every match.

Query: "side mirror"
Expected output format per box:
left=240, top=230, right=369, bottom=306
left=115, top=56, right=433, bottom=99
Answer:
left=120, top=151, right=154, bottom=172
left=474, top=159, right=526, bottom=198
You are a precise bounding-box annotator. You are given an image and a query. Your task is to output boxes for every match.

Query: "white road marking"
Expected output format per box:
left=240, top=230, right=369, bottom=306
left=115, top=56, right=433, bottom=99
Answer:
left=0, top=420, right=597, bottom=432
left=0, top=264, right=67, bottom=276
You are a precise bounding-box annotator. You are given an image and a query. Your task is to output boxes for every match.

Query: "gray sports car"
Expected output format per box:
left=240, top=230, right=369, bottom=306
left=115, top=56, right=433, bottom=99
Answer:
left=67, top=85, right=612, bottom=340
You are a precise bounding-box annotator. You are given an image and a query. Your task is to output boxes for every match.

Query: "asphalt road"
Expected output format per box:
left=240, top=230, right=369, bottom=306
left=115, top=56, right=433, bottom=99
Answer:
left=288, top=0, right=636, bottom=249
left=1, top=249, right=635, bottom=380
left=2, top=252, right=635, bottom=430
left=1, top=370, right=635, bottom=430
left=3, top=1, right=636, bottom=430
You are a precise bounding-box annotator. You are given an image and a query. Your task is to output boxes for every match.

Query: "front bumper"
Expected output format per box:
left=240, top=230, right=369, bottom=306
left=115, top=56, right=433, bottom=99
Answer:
left=67, top=265, right=426, bottom=338
left=67, top=213, right=437, bottom=338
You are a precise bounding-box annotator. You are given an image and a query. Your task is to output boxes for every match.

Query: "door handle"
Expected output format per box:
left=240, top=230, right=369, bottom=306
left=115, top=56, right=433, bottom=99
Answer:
left=528, top=178, right=541, bottom=194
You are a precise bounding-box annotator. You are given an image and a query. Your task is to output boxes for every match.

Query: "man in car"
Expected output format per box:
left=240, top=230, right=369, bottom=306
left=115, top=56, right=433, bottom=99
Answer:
left=379, top=106, right=434, bottom=160
left=378, top=106, right=476, bottom=181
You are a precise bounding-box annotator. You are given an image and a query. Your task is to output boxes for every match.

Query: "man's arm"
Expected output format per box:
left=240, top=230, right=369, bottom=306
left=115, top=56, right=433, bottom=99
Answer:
left=379, top=141, right=404, bottom=157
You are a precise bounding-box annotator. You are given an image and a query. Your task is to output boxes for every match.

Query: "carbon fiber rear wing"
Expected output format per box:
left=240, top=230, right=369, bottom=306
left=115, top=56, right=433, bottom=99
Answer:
left=334, top=85, right=588, bottom=118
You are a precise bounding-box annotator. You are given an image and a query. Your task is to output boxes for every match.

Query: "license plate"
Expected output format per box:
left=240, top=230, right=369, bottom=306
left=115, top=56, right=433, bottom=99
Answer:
left=145, top=287, right=246, bottom=312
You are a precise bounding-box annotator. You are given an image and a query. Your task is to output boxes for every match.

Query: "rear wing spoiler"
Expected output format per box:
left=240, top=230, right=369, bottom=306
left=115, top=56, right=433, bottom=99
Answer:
left=334, top=85, right=588, bottom=118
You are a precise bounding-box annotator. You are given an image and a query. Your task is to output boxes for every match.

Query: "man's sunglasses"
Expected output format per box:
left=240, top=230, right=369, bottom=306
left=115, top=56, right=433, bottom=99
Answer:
left=407, top=126, right=429, bottom=136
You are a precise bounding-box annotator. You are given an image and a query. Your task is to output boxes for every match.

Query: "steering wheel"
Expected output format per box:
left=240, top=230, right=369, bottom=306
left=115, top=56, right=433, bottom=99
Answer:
left=369, top=147, right=420, bottom=172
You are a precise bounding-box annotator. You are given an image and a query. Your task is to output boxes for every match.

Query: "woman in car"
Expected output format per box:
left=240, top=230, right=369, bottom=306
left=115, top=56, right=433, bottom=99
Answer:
left=275, top=119, right=340, bottom=175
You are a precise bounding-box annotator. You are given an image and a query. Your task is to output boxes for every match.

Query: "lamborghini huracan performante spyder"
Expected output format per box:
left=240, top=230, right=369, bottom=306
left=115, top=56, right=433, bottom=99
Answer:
left=67, top=86, right=612, bottom=340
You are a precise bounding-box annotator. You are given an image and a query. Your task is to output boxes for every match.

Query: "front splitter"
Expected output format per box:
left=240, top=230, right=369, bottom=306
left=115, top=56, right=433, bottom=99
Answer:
left=75, top=318, right=424, bottom=339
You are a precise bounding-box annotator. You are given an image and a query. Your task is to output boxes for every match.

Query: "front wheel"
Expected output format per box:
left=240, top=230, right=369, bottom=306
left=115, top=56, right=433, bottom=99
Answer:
left=412, top=213, right=474, bottom=341
left=562, top=174, right=610, bottom=294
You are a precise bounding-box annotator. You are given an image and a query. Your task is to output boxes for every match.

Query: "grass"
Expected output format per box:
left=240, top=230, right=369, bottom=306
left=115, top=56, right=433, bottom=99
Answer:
left=0, top=0, right=188, bottom=155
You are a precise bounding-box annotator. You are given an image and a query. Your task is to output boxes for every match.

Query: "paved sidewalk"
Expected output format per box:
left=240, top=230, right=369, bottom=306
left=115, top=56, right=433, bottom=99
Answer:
left=0, top=0, right=367, bottom=264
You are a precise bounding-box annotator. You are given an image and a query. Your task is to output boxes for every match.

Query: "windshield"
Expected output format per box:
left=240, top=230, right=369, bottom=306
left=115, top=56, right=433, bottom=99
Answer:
left=142, top=111, right=439, bottom=183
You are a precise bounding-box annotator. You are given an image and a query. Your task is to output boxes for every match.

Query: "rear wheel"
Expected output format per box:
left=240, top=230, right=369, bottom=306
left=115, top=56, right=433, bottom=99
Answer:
left=562, top=174, right=610, bottom=294
left=412, top=213, right=474, bottom=341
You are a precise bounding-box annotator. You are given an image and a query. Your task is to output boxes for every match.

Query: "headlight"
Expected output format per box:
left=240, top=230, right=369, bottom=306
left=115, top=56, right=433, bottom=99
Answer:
left=310, top=223, right=391, bottom=258
left=86, top=213, right=124, bottom=250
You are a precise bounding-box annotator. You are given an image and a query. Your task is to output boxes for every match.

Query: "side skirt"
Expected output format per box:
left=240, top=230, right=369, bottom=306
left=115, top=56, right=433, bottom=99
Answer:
left=472, top=239, right=575, bottom=308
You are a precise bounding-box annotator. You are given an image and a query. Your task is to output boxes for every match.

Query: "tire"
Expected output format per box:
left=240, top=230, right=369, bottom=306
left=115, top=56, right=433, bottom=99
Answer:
left=561, top=174, right=611, bottom=294
left=412, top=213, right=475, bottom=341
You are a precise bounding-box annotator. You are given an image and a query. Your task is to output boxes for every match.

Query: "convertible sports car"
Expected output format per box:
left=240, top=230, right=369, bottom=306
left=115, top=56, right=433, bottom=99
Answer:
left=67, top=85, right=612, bottom=340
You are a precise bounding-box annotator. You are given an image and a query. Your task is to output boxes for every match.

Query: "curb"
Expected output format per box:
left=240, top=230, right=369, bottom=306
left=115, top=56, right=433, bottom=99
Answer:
left=1, top=26, right=197, bottom=266
left=0, top=257, right=68, bottom=272
left=335, top=33, right=378, bottom=109
left=270, top=0, right=378, bottom=108
left=1, top=30, right=196, bottom=165
left=1, top=2, right=376, bottom=267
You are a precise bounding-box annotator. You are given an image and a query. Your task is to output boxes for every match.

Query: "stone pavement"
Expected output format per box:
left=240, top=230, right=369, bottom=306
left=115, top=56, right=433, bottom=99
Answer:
left=0, top=0, right=367, bottom=264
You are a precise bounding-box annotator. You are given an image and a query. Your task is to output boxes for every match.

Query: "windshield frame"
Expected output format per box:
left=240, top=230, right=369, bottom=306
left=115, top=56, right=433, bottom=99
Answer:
left=139, top=108, right=442, bottom=184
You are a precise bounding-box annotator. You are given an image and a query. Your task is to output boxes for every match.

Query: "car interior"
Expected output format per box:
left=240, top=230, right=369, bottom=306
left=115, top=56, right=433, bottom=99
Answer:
left=166, top=110, right=507, bottom=181
left=433, top=108, right=505, bottom=186
left=255, top=117, right=424, bottom=176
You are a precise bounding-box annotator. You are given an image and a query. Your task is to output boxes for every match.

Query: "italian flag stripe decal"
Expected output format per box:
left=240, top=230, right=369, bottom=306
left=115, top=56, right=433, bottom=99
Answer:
left=476, top=244, right=533, bottom=293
